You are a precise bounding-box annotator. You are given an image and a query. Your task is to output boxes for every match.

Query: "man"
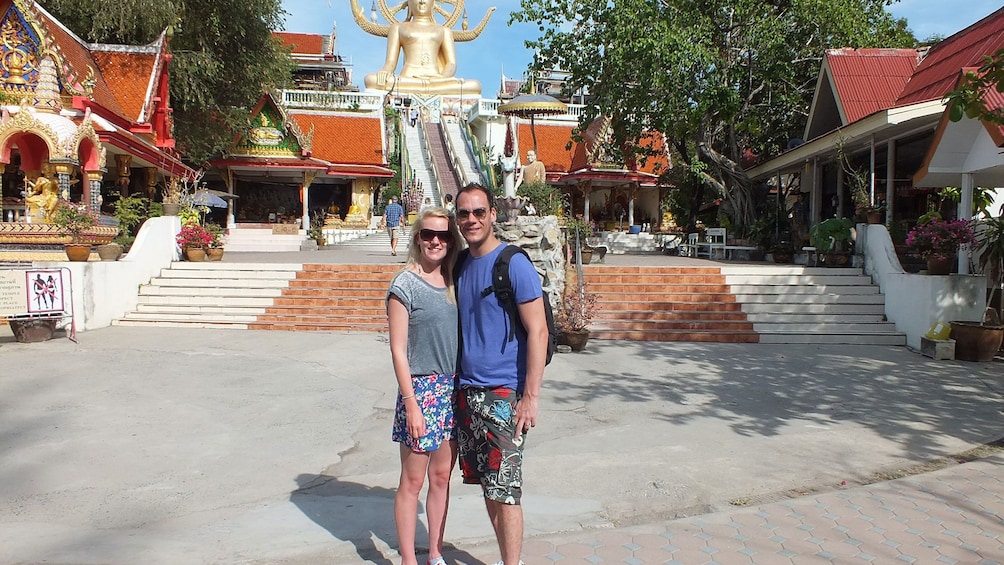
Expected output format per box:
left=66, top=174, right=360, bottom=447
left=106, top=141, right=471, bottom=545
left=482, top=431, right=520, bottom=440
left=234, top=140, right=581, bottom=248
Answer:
left=454, top=183, right=549, bottom=565
left=384, top=196, right=406, bottom=256
left=789, top=192, right=809, bottom=248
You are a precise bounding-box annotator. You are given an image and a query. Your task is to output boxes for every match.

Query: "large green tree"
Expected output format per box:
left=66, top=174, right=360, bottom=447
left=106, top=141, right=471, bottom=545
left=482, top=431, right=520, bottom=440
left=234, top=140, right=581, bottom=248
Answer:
left=512, top=0, right=914, bottom=233
left=41, top=0, right=294, bottom=166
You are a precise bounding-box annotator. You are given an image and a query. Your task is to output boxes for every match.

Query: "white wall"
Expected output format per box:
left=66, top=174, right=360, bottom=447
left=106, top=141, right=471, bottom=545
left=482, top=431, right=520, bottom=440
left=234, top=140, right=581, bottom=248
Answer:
left=859, top=223, right=985, bottom=349
left=34, top=216, right=180, bottom=331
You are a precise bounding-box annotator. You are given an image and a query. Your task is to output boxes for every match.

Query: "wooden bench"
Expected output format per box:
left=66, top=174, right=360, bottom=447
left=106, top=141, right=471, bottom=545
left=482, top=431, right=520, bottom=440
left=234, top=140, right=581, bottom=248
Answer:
left=724, top=245, right=758, bottom=260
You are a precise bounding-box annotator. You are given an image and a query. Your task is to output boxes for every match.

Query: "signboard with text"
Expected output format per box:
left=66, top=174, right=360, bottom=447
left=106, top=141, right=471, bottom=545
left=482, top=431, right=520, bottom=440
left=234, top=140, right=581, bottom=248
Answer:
left=0, top=268, right=71, bottom=318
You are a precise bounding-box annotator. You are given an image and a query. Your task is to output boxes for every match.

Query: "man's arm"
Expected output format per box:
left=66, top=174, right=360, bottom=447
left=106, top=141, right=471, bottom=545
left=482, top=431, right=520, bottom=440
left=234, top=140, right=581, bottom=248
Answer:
left=514, top=296, right=547, bottom=437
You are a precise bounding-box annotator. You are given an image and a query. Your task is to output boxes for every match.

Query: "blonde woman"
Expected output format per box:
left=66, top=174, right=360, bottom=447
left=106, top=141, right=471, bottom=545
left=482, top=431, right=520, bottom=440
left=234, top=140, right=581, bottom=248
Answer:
left=386, top=207, right=463, bottom=565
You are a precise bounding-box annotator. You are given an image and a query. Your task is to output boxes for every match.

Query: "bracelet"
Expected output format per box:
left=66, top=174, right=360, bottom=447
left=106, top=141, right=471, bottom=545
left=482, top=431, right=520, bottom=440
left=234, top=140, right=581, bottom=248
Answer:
left=401, top=394, right=416, bottom=400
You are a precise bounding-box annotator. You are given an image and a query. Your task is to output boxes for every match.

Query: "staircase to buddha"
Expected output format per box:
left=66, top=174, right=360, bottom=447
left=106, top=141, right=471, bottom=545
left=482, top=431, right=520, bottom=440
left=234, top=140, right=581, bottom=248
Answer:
left=116, top=262, right=905, bottom=345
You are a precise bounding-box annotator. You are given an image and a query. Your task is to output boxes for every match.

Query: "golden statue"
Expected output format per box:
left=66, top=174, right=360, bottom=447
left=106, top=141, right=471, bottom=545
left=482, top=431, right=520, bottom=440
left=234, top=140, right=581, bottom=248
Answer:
left=25, top=172, right=59, bottom=221
left=351, top=0, right=493, bottom=96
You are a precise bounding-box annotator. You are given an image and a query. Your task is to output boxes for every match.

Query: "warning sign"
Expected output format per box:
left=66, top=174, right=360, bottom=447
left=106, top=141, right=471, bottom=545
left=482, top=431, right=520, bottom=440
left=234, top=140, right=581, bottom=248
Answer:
left=0, top=269, right=71, bottom=318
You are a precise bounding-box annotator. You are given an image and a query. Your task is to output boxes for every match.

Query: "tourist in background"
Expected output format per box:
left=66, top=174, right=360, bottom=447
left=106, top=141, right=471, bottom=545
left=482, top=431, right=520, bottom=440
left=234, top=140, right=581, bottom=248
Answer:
left=384, top=196, right=406, bottom=256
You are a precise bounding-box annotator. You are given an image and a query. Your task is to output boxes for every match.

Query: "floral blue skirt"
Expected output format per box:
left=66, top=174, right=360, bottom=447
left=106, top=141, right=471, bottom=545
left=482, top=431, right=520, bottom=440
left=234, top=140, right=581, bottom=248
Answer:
left=392, top=373, right=457, bottom=452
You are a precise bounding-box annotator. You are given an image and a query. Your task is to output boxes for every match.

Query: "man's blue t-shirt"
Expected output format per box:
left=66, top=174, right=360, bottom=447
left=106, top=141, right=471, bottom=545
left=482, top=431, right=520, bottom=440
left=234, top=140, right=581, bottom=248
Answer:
left=457, top=244, right=543, bottom=391
left=384, top=203, right=405, bottom=227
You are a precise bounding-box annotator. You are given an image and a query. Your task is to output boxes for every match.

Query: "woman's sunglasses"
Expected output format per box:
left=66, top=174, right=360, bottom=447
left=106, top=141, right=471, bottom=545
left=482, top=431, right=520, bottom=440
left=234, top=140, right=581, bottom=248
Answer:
left=419, top=229, right=453, bottom=242
left=455, top=207, right=489, bottom=220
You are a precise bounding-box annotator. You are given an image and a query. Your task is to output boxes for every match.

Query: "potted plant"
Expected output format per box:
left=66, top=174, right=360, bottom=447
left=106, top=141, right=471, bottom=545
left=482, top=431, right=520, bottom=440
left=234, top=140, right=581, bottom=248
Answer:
left=905, top=216, right=976, bottom=275
left=50, top=200, right=98, bottom=261
left=950, top=214, right=1004, bottom=362
left=555, top=282, right=598, bottom=352
left=206, top=223, right=226, bottom=261
left=769, top=240, right=795, bottom=264
left=175, top=223, right=214, bottom=261
left=809, top=217, right=854, bottom=267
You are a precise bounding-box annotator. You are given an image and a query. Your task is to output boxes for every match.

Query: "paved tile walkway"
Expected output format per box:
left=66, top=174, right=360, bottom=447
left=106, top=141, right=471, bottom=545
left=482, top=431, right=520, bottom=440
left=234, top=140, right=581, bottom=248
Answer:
left=449, top=455, right=1004, bottom=565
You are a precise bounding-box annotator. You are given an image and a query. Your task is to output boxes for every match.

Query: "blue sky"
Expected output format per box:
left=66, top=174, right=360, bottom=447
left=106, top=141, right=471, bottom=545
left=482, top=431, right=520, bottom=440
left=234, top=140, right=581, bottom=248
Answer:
left=280, top=0, right=1003, bottom=97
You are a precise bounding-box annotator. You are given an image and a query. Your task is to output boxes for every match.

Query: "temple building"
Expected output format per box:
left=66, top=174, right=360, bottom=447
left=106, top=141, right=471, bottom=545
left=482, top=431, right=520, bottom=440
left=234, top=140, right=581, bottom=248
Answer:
left=0, top=0, right=192, bottom=253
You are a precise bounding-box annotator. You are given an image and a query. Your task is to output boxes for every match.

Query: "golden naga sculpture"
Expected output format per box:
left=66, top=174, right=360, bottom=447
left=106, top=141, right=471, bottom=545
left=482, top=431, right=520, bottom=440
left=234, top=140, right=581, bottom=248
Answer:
left=351, top=0, right=494, bottom=96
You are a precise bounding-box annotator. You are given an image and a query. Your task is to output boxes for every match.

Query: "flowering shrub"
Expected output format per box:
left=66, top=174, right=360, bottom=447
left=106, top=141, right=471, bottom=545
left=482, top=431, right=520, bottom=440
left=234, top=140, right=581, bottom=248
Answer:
left=206, top=223, right=225, bottom=248
left=565, top=214, right=598, bottom=239
left=906, top=218, right=977, bottom=261
left=555, top=284, right=598, bottom=334
left=176, top=223, right=215, bottom=249
left=50, top=200, right=98, bottom=243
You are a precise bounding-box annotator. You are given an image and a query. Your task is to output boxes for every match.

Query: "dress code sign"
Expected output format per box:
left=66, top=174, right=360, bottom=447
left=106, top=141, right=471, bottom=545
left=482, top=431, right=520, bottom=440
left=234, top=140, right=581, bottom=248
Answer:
left=0, top=269, right=71, bottom=318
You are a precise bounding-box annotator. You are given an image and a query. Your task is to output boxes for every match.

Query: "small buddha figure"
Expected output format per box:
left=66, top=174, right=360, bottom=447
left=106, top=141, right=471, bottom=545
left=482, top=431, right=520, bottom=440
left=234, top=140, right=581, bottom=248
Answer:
left=515, top=150, right=546, bottom=193
left=363, top=0, right=482, bottom=96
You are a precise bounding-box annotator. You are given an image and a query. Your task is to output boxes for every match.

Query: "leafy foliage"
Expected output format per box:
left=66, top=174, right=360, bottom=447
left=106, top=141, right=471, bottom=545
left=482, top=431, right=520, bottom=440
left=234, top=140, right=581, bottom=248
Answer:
left=50, top=200, right=98, bottom=243
left=518, top=180, right=565, bottom=216
left=906, top=218, right=977, bottom=261
left=809, top=217, right=854, bottom=252
left=555, top=284, right=598, bottom=334
left=112, top=194, right=152, bottom=236
left=945, top=47, right=1004, bottom=126
left=42, top=0, right=294, bottom=165
left=511, top=0, right=914, bottom=234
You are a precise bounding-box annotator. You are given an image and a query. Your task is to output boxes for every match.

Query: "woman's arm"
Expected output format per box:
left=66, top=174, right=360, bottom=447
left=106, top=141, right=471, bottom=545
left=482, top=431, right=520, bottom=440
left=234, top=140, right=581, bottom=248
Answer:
left=388, top=294, right=426, bottom=439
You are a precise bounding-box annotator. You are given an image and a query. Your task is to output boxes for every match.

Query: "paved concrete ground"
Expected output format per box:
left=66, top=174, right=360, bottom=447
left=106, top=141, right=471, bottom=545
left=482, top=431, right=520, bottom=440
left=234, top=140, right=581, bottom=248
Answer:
left=1, top=322, right=1002, bottom=565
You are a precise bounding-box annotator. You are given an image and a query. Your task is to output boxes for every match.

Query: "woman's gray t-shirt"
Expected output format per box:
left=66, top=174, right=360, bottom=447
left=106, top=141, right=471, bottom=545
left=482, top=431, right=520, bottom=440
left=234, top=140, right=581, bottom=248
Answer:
left=387, top=270, right=458, bottom=376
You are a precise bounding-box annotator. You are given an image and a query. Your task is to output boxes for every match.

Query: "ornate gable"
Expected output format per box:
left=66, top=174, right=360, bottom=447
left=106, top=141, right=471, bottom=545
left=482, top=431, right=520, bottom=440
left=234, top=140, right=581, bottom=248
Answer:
left=232, top=94, right=313, bottom=158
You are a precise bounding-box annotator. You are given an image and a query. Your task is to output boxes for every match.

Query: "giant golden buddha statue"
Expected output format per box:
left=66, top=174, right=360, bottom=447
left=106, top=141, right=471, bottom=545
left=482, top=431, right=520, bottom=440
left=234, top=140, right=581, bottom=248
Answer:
left=351, top=0, right=493, bottom=96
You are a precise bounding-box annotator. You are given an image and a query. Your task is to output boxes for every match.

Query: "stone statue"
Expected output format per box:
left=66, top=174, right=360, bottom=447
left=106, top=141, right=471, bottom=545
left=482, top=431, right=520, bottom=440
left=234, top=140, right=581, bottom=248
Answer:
left=25, top=172, right=59, bottom=221
left=515, top=150, right=546, bottom=192
left=352, top=0, right=493, bottom=96
left=501, top=154, right=518, bottom=198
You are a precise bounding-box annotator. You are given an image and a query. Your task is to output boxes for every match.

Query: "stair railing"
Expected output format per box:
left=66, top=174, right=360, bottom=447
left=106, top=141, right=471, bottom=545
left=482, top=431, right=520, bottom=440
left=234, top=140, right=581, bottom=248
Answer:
left=461, top=118, right=496, bottom=188
left=416, top=118, right=444, bottom=204
left=440, top=119, right=475, bottom=188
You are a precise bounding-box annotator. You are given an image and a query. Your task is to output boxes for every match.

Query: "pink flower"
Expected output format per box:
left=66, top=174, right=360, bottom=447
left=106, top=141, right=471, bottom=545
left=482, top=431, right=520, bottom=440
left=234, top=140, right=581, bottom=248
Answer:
left=906, top=218, right=976, bottom=261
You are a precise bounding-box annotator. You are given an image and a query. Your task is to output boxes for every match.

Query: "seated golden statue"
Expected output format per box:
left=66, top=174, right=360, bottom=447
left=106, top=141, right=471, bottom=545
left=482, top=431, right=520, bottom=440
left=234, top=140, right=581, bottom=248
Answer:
left=25, top=173, right=59, bottom=221
left=360, top=0, right=483, bottom=96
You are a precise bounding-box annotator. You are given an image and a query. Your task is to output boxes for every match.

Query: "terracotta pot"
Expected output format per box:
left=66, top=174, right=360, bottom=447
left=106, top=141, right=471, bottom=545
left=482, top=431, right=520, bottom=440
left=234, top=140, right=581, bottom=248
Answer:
left=162, top=202, right=181, bottom=216
left=64, top=243, right=92, bottom=262
left=772, top=251, right=793, bottom=264
left=562, top=329, right=590, bottom=352
left=96, top=243, right=122, bottom=261
left=9, top=317, right=57, bottom=342
left=579, top=248, right=593, bottom=265
left=823, top=252, right=850, bottom=267
left=207, top=247, right=225, bottom=261
left=184, top=247, right=207, bottom=261
left=866, top=211, right=883, bottom=224
left=926, top=256, right=954, bottom=275
left=950, top=321, right=1004, bottom=362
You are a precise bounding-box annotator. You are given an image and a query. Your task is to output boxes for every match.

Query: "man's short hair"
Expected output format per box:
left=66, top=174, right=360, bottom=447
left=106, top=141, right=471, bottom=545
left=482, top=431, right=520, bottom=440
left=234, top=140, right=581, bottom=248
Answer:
left=457, top=183, right=495, bottom=210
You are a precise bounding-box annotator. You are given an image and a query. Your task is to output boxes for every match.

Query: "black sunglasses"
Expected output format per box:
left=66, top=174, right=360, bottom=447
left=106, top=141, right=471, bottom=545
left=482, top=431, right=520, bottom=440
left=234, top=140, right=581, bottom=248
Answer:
left=456, top=207, right=489, bottom=220
left=419, top=228, right=453, bottom=242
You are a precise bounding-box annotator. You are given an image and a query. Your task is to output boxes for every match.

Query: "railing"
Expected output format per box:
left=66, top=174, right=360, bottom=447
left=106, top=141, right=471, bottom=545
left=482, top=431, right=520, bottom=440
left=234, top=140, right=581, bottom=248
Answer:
left=462, top=118, right=496, bottom=188
left=280, top=89, right=384, bottom=111
left=467, top=98, right=585, bottom=123
left=440, top=120, right=472, bottom=188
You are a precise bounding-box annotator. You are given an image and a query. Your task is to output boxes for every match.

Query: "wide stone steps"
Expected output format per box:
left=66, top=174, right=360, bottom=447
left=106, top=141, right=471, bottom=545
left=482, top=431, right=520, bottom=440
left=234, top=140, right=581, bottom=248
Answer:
left=117, top=262, right=905, bottom=346
left=583, top=265, right=904, bottom=345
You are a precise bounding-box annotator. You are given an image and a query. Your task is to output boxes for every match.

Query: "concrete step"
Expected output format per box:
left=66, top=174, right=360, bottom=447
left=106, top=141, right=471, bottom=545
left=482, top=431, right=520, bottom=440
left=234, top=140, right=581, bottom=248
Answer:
left=758, top=333, right=907, bottom=345
left=751, top=322, right=900, bottom=333
left=113, top=319, right=249, bottom=329
left=138, top=295, right=277, bottom=307
left=733, top=293, right=886, bottom=304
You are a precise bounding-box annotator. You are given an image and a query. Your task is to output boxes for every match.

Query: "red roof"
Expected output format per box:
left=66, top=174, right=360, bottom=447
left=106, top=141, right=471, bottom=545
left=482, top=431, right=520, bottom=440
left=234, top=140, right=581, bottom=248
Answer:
left=274, top=32, right=324, bottom=55
left=897, top=7, right=1004, bottom=105
left=516, top=121, right=669, bottom=177
left=825, top=48, right=919, bottom=122
left=91, top=50, right=158, bottom=122
left=289, top=113, right=386, bottom=165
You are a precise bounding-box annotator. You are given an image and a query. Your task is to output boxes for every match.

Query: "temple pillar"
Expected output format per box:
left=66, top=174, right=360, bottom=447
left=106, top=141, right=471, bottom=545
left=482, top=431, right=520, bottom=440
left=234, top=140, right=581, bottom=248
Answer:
left=144, top=168, right=158, bottom=199
left=959, top=173, right=974, bottom=275
left=86, top=170, right=105, bottom=213
left=115, top=155, right=132, bottom=197
left=885, top=140, right=896, bottom=226
left=52, top=162, right=74, bottom=201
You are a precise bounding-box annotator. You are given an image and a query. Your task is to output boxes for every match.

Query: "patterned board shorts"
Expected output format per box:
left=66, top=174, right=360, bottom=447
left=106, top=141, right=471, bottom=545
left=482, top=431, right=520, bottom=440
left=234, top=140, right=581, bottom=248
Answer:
left=457, top=386, right=525, bottom=505
left=392, top=373, right=457, bottom=453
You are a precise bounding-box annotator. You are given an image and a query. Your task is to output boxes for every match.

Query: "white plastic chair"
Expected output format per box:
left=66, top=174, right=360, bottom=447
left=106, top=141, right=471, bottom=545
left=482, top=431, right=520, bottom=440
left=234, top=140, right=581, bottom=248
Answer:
left=680, top=232, right=699, bottom=256
left=700, top=228, right=726, bottom=259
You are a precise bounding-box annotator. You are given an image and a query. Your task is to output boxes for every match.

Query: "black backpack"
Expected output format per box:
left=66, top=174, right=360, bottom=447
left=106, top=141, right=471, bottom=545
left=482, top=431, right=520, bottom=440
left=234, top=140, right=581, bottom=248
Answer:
left=457, top=245, right=558, bottom=365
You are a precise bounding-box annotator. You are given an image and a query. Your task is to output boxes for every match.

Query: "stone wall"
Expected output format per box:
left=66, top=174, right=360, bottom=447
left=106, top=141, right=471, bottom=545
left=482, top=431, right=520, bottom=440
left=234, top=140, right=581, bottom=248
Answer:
left=494, top=215, right=565, bottom=307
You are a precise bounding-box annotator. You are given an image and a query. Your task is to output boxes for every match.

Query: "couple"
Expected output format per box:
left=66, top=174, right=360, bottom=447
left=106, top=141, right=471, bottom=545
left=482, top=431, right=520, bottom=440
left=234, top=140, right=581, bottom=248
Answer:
left=386, top=184, right=549, bottom=565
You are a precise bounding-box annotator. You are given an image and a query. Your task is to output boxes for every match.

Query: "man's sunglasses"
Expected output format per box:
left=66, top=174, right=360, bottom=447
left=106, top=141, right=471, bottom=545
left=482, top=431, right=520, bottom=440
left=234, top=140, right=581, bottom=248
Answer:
left=419, top=229, right=453, bottom=242
left=456, top=207, right=489, bottom=220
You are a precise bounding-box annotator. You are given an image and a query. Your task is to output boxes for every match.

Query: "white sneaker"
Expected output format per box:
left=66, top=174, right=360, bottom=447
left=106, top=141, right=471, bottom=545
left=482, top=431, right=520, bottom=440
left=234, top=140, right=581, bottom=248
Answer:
left=491, top=562, right=525, bottom=565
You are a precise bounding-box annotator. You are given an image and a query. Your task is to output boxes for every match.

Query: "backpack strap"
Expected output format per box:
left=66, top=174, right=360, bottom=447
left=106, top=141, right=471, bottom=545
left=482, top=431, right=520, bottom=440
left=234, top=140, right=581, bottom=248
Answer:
left=490, top=245, right=528, bottom=343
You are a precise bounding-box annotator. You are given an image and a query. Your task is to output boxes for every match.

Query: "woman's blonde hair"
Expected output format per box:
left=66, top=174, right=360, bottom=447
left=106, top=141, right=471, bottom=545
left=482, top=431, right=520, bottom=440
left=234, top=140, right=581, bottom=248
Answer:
left=404, top=206, right=464, bottom=303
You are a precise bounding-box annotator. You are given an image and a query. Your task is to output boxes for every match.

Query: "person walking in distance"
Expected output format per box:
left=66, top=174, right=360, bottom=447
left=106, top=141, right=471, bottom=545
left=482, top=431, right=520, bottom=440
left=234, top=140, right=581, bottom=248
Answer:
left=386, top=207, right=463, bottom=565
left=385, top=196, right=406, bottom=256
left=453, top=183, right=548, bottom=565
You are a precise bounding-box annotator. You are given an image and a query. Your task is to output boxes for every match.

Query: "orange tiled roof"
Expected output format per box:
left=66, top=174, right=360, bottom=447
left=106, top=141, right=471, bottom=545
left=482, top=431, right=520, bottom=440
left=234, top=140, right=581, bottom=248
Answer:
left=274, top=32, right=324, bottom=55
left=91, top=50, right=157, bottom=122
left=289, top=113, right=385, bottom=165
left=518, top=122, right=669, bottom=176
left=33, top=7, right=126, bottom=117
